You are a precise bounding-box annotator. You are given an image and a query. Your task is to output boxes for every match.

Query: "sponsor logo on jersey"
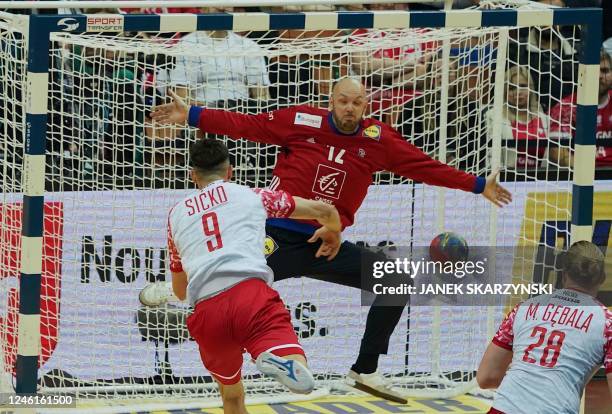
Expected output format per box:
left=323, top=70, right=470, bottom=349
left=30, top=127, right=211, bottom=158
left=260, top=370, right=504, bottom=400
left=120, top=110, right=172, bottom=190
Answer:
left=313, top=196, right=334, bottom=205
left=596, top=131, right=612, bottom=139
left=312, top=165, right=346, bottom=200
left=306, top=137, right=316, bottom=144
left=362, top=124, right=381, bottom=140
left=264, top=236, right=278, bottom=257
left=87, top=15, right=124, bottom=32
left=358, top=148, right=366, bottom=158
left=294, top=112, right=322, bottom=128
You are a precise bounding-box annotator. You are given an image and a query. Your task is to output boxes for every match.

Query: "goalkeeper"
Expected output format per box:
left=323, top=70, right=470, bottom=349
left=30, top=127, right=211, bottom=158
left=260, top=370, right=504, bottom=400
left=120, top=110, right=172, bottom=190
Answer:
left=144, top=77, right=512, bottom=402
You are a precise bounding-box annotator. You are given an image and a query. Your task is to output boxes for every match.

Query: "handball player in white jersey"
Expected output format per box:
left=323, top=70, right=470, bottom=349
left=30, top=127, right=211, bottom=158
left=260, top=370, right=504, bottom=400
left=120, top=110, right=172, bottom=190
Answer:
left=477, top=241, right=612, bottom=414
left=167, top=139, right=342, bottom=413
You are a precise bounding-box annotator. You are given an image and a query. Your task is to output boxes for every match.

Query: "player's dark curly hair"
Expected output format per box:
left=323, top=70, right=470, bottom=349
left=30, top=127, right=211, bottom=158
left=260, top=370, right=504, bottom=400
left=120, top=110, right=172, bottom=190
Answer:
left=189, top=139, right=229, bottom=175
left=560, top=241, right=606, bottom=289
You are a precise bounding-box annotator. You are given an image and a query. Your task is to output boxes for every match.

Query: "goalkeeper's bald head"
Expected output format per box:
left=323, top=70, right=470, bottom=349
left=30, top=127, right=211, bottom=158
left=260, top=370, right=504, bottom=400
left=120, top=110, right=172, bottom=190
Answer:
left=189, top=139, right=232, bottom=187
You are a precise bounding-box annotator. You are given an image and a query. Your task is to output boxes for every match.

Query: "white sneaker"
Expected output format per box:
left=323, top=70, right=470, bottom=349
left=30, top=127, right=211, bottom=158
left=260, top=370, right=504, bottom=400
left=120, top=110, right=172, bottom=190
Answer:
left=138, top=281, right=179, bottom=307
left=346, top=370, right=407, bottom=404
left=256, top=352, right=314, bottom=394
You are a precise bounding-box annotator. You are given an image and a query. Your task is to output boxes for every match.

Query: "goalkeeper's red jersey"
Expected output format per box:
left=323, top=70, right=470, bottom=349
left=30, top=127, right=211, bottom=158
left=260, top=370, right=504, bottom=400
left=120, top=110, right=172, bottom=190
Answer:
left=189, top=105, right=485, bottom=231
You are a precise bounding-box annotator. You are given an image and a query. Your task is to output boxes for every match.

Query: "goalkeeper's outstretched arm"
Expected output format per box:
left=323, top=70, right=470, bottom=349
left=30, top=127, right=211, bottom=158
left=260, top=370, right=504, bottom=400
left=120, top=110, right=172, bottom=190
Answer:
left=150, top=90, right=288, bottom=146
left=384, top=131, right=513, bottom=208
left=150, top=90, right=190, bottom=125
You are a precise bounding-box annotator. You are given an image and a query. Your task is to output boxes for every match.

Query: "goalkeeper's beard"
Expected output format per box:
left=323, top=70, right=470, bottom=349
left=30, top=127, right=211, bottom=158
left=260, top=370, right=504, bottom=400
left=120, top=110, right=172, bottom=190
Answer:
left=332, top=111, right=360, bottom=134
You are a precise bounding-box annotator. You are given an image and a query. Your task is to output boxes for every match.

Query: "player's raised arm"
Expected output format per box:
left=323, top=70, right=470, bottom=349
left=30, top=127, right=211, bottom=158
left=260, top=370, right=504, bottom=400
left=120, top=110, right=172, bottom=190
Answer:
left=254, top=188, right=342, bottom=260
left=150, top=90, right=290, bottom=146
left=291, top=197, right=342, bottom=261
left=290, top=198, right=341, bottom=233
left=384, top=132, right=512, bottom=207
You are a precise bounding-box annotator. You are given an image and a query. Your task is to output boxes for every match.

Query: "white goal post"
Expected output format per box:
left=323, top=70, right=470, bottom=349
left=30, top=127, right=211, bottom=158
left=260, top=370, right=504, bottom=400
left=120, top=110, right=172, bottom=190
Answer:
left=0, top=1, right=602, bottom=409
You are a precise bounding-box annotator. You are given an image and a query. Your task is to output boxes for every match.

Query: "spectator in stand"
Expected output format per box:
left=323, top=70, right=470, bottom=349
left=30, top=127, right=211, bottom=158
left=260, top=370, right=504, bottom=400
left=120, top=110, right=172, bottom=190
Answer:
left=395, top=42, right=494, bottom=173
left=549, top=50, right=612, bottom=168
left=160, top=7, right=270, bottom=106
left=537, top=0, right=585, bottom=45
left=510, top=0, right=577, bottom=112
left=446, top=43, right=495, bottom=173
left=119, top=7, right=195, bottom=186
left=150, top=6, right=271, bottom=171
left=267, top=5, right=344, bottom=107
left=55, top=8, right=139, bottom=184
left=486, top=66, right=569, bottom=171
left=350, top=3, right=433, bottom=127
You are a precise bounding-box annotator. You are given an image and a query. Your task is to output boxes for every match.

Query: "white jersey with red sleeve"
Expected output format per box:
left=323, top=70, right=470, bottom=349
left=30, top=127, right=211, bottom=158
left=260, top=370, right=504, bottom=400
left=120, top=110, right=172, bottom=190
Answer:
left=167, top=180, right=295, bottom=305
left=491, top=288, right=612, bottom=414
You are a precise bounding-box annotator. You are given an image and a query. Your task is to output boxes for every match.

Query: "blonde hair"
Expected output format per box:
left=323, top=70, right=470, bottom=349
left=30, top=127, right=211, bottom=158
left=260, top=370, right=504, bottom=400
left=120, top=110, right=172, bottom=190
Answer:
left=562, top=241, right=606, bottom=289
left=504, top=66, right=542, bottom=118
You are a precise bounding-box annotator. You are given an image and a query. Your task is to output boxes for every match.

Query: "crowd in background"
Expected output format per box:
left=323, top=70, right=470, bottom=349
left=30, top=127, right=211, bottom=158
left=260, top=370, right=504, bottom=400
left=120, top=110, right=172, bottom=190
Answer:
left=0, top=0, right=611, bottom=190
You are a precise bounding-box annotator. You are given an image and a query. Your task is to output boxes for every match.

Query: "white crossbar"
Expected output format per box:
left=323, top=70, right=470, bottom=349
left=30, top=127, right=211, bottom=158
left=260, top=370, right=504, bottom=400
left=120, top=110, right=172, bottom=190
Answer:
left=0, top=0, right=449, bottom=10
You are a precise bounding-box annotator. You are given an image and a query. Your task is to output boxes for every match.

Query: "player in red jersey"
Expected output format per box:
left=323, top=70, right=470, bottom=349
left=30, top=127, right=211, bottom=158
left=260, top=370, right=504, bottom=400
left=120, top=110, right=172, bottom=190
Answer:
left=549, top=50, right=612, bottom=167
left=147, top=77, right=512, bottom=402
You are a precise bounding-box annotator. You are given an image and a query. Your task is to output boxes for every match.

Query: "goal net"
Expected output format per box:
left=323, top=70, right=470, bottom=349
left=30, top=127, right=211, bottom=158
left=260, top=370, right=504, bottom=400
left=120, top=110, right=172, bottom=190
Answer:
left=0, top=2, right=597, bottom=408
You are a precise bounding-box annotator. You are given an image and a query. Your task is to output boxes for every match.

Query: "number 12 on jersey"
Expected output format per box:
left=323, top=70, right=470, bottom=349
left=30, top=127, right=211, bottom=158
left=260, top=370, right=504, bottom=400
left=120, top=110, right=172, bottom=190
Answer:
left=202, top=212, right=223, bottom=252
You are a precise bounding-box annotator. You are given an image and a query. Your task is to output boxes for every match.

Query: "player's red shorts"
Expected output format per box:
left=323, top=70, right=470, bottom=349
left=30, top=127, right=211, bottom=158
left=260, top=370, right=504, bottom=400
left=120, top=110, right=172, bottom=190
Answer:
left=488, top=408, right=505, bottom=414
left=186, top=278, right=304, bottom=385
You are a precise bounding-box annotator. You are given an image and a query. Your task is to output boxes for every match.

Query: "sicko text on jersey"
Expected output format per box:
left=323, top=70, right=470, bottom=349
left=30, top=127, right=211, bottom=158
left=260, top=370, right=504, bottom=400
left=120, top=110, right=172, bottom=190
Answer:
left=184, top=185, right=229, bottom=216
